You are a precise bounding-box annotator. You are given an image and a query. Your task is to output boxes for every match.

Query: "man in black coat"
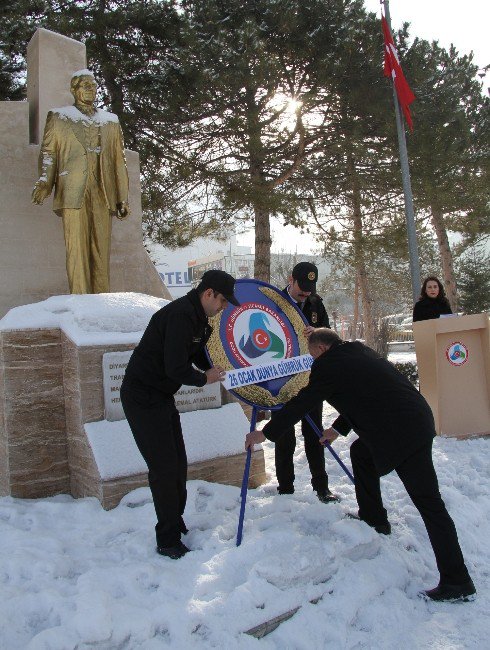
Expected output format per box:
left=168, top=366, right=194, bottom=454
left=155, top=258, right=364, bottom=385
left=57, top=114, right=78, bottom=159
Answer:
left=274, top=262, right=338, bottom=503
left=246, top=328, right=476, bottom=602
left=121, top=270, right=239, bottom=559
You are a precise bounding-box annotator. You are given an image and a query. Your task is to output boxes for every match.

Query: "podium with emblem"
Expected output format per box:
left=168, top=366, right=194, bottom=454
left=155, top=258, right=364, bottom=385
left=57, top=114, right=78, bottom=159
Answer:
left=413, top=313, right=490, bottom=438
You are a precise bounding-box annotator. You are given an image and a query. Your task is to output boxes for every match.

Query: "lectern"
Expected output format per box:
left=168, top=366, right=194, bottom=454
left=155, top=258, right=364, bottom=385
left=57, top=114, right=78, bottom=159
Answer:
left=413, top=313, right=490, bottom=438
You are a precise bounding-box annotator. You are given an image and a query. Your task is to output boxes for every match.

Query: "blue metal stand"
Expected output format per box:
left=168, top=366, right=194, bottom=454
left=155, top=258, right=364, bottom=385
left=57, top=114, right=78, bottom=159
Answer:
left=236, top=408, right=354, bottom=546
left=236, top=406, right=258, bottom=546
left=304, top=414, right=355, bottom=484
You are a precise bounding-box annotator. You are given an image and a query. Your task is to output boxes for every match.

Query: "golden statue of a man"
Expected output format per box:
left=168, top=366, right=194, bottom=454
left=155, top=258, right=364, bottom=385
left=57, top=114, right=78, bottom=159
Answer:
left=32, top=70, right=130, bottom=294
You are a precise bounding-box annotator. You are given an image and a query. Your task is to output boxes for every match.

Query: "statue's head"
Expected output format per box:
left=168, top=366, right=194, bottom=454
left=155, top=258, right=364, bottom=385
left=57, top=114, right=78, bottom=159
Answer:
left=70, top=70, right=97, bottom=106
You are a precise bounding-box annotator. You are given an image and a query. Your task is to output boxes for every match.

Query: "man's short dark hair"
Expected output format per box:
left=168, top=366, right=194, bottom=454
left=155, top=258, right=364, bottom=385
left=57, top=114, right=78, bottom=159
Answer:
left=308, top=328, right=342, bottom=348
left=196, top=282, right=218, bottom=297
left=194, top=269, right=240, bottom=306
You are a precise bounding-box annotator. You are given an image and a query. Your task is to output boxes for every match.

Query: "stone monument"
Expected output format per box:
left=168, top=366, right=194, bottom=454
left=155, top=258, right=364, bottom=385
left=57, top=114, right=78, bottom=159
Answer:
left=0, top=29, right=267, bottom=508
left=0, top=28, right=170, bottom=320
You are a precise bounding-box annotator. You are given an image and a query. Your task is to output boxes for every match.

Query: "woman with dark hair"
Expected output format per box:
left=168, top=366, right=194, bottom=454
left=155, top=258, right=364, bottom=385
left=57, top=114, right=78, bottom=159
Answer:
left=413, top=276, right=453, bottom=322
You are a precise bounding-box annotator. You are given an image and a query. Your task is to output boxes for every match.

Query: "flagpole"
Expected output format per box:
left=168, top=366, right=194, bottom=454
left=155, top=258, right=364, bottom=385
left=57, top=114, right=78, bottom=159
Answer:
left=381, top=0, right=421, bottom=302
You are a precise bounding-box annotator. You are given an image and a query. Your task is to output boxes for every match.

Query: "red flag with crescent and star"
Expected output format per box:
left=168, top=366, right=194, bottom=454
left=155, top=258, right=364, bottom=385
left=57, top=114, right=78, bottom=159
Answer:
left=381, top=14, right=416, bottom=130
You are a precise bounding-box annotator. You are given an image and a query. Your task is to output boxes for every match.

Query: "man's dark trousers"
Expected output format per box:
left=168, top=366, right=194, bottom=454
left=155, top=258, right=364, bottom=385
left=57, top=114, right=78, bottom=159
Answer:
left=273, top=404, right=328, bottom=494
left=351, top=438, right=471, bottom=585
left=121, top=379, right=187, bottom=548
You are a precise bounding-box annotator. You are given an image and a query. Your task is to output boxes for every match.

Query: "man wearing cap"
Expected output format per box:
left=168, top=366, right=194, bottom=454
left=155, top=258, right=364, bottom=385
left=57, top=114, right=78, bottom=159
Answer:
left=121, top=270, right=240, bottom=559
left=274, top=261, right=338, bottom=503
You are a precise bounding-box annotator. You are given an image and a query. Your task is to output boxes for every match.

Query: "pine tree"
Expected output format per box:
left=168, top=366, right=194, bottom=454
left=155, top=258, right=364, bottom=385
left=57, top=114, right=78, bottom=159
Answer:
left=293, top=9, right=403, bottom=347
left=2, top=0, right=373, bottom=273
left=457, top=245, right=490, bottom=315
left=141, top=0, right=366, bottom=279
left=401, top=35, right=490, bottom=311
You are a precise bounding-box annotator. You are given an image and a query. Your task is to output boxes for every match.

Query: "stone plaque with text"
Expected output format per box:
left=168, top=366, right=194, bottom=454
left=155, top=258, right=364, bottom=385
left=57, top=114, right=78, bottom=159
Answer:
left=174, top=382, right=221, bottom=413
left=102, top=351, right=221, bottom=421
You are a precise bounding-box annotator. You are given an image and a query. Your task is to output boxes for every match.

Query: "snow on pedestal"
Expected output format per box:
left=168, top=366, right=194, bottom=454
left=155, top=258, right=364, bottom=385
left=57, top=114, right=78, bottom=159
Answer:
left=0, top=292, right=169, bottom=345
left=85, top=403, right=250, bottom=480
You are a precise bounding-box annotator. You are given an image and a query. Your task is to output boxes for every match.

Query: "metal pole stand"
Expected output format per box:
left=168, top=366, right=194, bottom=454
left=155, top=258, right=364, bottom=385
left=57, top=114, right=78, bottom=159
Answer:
left=304, top=414, right=355, bottom=484
left=236, top=406, right=258, bottom=546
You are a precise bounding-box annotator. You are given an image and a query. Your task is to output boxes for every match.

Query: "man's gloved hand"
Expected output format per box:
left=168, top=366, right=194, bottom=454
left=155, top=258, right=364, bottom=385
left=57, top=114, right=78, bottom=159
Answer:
left=319, top=427, right=339, bottom=446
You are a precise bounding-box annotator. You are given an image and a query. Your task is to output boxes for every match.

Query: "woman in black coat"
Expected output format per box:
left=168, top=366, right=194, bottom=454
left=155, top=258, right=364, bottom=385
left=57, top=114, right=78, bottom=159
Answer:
left=413, top=276, right=452, bottom=322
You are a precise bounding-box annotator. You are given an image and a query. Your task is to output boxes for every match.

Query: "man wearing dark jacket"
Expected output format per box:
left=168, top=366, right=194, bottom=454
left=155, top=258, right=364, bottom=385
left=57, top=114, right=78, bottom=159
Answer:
left=274, top=262, right=337, bottom=503
left=121, top=270, right=239, bottom=559
left=246, top=328, right=476, bottom=603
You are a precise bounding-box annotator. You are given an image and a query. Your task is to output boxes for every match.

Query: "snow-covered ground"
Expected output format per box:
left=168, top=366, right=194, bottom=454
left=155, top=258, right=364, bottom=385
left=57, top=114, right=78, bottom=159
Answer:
left=388, top=351, right=417, bottom=365
left=1, top=404, right=488, bottom=649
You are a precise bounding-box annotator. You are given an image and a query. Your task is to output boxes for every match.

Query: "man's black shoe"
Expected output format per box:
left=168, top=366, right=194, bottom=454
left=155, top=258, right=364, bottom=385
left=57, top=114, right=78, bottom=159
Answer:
left=156, top=541, right=190, bottom=559
left=277, top=487, right=294, bottom=495
left=316, top=490, right=340, bottom=504
left=345, top=512, right=391, bottom=535
left=422, top=579, right=476, bottom=603
left=373, top=523, right=391, bottom=535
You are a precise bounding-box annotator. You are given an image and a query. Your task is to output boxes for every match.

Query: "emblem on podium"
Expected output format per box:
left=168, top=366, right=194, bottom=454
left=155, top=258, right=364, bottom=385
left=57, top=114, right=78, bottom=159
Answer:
left=445, top=341, right=469, bottom=366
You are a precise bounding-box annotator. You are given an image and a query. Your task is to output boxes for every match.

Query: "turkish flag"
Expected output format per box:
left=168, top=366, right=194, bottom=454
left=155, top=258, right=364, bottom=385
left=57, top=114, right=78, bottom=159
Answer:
left=381, top=14, right=416, bottom=130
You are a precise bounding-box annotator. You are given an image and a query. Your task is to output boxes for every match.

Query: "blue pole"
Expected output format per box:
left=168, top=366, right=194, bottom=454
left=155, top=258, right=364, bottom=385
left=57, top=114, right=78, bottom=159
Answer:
left=236, top=406, right=258, bottom=546
left=304, top=414, right=355, bottom=484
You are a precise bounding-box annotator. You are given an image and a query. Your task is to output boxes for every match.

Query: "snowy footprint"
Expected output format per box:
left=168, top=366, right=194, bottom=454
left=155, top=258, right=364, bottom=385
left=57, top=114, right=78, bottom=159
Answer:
left=253, top=538, right=337, bottom=589
left=331, top=518, right=381, bottom=561
left=119, top=487, right=152, bottom=509
left=195, top=486, right=213, bottom=513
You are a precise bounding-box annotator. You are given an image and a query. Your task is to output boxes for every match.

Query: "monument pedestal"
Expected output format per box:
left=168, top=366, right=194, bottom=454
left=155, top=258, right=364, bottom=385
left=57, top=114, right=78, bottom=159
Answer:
left=414, top=313, right=490, bottom=438
left=0, top=294, right=267, bottom=506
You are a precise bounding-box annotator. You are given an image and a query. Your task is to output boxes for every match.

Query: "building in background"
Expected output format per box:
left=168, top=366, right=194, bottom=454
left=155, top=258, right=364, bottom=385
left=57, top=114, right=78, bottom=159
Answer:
left=147, top=234, right=331, bottom=299
left=147, top=234, right=251, bottom=299
left=188, top=248, right=255, bottom=286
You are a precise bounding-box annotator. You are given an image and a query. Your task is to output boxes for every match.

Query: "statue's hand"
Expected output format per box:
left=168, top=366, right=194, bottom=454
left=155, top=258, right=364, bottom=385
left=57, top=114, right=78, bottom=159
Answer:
left=116, top=202, right=130, bottom=220
left=31, top=181, right=50, bottom=205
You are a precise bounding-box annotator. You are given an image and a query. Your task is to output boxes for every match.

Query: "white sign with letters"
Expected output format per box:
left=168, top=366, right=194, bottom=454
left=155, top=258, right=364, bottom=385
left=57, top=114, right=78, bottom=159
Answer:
left=174, top=383, right=221, bottom=413
left=222, top=354, right=314, bottom=390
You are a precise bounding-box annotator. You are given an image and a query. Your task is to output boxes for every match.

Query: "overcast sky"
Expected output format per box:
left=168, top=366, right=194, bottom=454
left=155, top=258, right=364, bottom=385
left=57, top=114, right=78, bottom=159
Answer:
left=364, top=0, right=489, bottom=75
